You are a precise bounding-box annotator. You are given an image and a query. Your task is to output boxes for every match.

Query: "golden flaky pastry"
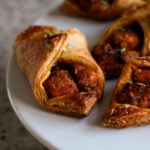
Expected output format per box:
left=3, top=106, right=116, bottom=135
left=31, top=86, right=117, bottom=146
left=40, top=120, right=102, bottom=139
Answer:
left=92, top=3, right=150, bottom=79
left=60, top=0, right=147, bottom=20
left=101, top=57, right=150, bottom=128
left=13, top=25, right=104, bottom=117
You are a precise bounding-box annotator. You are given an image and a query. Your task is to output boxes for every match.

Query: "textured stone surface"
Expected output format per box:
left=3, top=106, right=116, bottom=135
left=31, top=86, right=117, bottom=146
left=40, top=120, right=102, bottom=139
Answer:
left=0, top=0, right=54, bottom=149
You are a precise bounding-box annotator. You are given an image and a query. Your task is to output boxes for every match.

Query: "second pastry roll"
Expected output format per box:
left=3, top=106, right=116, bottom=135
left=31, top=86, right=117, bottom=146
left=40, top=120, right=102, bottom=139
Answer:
left=92, top=3, right=150, bottom=79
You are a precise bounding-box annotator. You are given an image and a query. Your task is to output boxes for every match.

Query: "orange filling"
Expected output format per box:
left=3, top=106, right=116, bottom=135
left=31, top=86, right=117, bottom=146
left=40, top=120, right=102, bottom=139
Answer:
left=117, top=68, right=150, bottom=108
left=43, top=62, right=100, bottom=98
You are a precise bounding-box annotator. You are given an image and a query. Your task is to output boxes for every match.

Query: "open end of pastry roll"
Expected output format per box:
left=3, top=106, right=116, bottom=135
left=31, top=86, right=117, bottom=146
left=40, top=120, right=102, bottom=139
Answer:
left=92, top=3, right=150, bottom=79
left=60, top=0, right=147, bottom=20
left=43, top=60, right=103, bottom=116
left=101, top=57, right=150, bottom=128
left=13, top=26, right=104, bottom=117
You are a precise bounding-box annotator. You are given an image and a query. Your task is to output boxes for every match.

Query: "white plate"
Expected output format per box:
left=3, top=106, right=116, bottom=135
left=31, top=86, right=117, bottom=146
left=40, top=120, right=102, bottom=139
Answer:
left=6, top=1, right=150, bottom=150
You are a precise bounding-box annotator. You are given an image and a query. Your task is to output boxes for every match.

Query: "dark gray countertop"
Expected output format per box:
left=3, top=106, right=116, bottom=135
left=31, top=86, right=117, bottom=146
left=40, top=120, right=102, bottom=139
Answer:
left=0, top=0, right=55, bottom=149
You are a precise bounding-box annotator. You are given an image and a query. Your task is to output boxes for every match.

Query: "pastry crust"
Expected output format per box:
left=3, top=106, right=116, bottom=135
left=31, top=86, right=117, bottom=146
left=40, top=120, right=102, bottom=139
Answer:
left=92, top=3, right=150, bottom=79
left=101, top=57, right=150, bottom=128
left=60, top=0, right=147, bottom=20
left=13, top=25, right=104, bottom=117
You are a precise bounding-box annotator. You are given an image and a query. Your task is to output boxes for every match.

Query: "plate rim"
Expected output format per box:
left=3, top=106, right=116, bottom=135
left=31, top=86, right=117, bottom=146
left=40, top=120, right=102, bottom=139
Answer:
left=6, top=53, right=58, bottom=150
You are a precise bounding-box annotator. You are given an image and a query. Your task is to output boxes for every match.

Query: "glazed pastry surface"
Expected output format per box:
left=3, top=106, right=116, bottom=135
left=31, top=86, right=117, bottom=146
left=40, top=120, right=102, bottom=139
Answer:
left=13, top=25, right=104, bottom=117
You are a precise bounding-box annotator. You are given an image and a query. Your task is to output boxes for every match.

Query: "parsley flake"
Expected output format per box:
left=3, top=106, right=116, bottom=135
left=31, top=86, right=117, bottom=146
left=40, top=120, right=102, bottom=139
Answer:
left=120, top=47, right=126, bottom=53
left=124, top=104, right=130, bottom=108
left=118, top=27, right=126, bottom=32
left=43, top=32, right=54, bottom=38
left=101, top=0, right=109, bottom=6
left=45, top=43, right=53, bottom=50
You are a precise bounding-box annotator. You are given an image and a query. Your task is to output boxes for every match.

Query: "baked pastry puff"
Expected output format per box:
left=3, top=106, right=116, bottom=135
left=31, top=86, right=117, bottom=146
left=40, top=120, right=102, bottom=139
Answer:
left=101, top=57, right=150, bottom=128
left=13, top=25, right=104, bottom=117
left=60, top=0, right=146, bottom=20
left=92, top=3, right=150, bottom=79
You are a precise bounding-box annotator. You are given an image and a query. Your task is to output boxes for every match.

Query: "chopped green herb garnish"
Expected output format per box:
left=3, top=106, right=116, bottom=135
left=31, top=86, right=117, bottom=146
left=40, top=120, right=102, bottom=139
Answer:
left=101, top=0, right=108, bottom=5
left=120, top=47, right=126, bottom=53
left=43, top=32, right=54, bottom=38
left=124, top=104, right=130, bottom=108
left=118, top=27, right=126, bottom=32
left=45, top=43, right=53, bottom=50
